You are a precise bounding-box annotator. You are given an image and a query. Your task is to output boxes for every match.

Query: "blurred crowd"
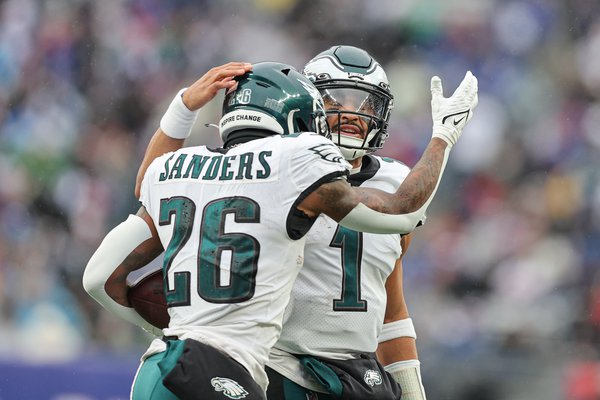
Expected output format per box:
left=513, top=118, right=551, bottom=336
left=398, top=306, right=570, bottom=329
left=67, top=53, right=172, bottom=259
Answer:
left=1, top=0, right=599, bottom=398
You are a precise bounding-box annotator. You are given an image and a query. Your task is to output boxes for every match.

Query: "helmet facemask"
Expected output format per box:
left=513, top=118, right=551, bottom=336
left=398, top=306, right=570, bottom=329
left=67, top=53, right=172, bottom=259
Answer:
left=318, top=81, right=392, bottom=160
left=303, top=45, right=394, bottom=161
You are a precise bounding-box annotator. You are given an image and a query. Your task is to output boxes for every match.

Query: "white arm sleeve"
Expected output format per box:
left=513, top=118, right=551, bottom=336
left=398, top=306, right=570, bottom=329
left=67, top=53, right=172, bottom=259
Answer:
left=338, top=146, right=449, bottom=234
left=385, top=360, right=426, bottom=400
left=82, top=214, right=163, bottom=336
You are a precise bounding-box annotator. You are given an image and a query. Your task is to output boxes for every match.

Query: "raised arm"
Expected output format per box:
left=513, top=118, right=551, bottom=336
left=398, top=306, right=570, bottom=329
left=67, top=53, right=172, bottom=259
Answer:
left=134, top=62, right=253, bottom=198
left=300, top=71, right=478, bottom=234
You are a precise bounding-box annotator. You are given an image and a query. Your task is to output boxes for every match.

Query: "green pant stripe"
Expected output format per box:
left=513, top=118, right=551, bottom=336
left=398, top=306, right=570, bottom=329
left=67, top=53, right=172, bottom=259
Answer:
left=131, top=352, right=179, bottom=400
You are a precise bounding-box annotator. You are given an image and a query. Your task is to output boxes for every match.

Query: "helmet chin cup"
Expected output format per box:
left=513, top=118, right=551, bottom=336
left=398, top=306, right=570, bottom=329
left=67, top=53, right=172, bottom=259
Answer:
left=340, top=146, right=367, bottom=161
left=331, top=132, right=375, bottom=160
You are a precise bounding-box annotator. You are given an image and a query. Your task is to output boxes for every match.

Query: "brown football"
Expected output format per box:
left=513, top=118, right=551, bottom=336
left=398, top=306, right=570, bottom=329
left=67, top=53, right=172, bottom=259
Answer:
left=127, top=269, right=170, bottom=329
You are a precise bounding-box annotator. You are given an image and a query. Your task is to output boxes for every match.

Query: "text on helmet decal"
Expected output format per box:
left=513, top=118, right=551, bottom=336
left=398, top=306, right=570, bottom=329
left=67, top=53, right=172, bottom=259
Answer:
left=220, top=114, right=262, bottom=128
left=264, top=98, right=283, bottom=113
left=348, top=73, right=365, bottom=80
left=228, top=88, right=252, bottom=106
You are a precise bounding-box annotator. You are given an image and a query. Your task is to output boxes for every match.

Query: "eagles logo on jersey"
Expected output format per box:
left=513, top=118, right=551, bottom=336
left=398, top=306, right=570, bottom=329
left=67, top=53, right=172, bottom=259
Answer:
left=363, top=369, right=383, bottom=387
left=211, top=377, right=249, bottom=399
left=309, top=143, right=346, bottom=164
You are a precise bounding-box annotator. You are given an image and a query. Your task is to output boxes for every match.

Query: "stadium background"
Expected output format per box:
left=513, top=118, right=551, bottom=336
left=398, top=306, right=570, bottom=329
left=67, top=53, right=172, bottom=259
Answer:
left=1, top=0, right=599, bottom=398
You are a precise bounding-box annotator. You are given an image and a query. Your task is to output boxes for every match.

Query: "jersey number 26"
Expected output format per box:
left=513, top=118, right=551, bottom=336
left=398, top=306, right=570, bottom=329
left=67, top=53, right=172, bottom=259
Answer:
left=159, top=196, right=260, bottom=306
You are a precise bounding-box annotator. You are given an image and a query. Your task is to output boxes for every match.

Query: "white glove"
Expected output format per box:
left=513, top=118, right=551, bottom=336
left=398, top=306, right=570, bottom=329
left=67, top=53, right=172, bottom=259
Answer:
left=430, top=71, right=478, bottom=148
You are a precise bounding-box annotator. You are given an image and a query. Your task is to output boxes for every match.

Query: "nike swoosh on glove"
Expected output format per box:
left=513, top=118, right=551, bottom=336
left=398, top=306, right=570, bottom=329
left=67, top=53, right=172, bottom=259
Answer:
left=430, top=71, right=479, bottom=148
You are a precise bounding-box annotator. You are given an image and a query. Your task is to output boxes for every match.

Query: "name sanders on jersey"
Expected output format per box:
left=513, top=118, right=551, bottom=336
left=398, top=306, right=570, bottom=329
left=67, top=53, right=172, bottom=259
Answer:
left=158, top=151, right=273, bottom=183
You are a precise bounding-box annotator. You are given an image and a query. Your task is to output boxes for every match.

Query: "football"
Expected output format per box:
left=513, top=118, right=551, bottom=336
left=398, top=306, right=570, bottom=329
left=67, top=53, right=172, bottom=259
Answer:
left=127, top=269, right=170, bottom=329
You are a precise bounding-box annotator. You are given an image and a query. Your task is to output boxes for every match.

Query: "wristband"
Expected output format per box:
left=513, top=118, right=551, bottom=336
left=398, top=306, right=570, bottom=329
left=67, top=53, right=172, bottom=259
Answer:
left=385, top=360, right=426, bottom=400
left=159, top=88, right=198, bottom=139
left=378, top=318, right=417, bottom=342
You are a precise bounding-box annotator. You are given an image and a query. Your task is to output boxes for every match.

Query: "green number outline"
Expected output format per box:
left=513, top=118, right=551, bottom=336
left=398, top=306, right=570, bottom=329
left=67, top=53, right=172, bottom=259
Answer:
left=198, top=197, right=260, bottom=303
left=159, top=196, right=260, bottom=306
left=159, top=197, right=195, bottom=307
left=330, top=226, right=368, bottom=312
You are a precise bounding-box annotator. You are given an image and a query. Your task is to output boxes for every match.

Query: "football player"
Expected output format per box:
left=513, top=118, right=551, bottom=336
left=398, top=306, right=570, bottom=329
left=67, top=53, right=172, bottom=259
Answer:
left=132, top=50, right=477, bottom=399
left=266, top=46, right=427, bottom=400
left=83, top=60, right=477, bottom=399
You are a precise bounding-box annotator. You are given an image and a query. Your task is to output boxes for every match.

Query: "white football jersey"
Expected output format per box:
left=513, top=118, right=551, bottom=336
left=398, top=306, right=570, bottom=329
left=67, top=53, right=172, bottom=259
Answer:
left=268, top=155, right=411, bottom=389
left=139, top=132, right=349, bottom=390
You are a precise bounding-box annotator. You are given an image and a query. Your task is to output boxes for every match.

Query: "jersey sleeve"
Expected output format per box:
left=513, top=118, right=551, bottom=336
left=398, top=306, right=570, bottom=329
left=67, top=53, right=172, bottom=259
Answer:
left=139, top=167, right=153, bottom=213
left=283, top=133, right=350, bottom=240
left=139, top=153, right=167, bottom=214
left=377, top=157, right=411, bottom=191
left=288, top=133, right=351, bottom=191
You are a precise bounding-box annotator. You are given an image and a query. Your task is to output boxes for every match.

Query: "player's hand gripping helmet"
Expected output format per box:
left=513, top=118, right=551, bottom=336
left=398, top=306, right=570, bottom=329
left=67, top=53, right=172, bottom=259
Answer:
left=220, top=62, right=330, bottom=144
left=303, top=46, right=394, bottom=160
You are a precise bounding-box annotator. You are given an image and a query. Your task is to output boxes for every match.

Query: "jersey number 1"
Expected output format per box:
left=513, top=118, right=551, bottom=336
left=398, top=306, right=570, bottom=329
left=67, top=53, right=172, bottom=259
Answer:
left=330, top=226, right=367, bottom=312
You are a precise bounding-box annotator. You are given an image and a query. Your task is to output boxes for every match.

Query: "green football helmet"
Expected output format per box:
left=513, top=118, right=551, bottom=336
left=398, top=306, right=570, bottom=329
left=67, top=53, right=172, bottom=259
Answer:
left=219, top=62, right=330, bottom=143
